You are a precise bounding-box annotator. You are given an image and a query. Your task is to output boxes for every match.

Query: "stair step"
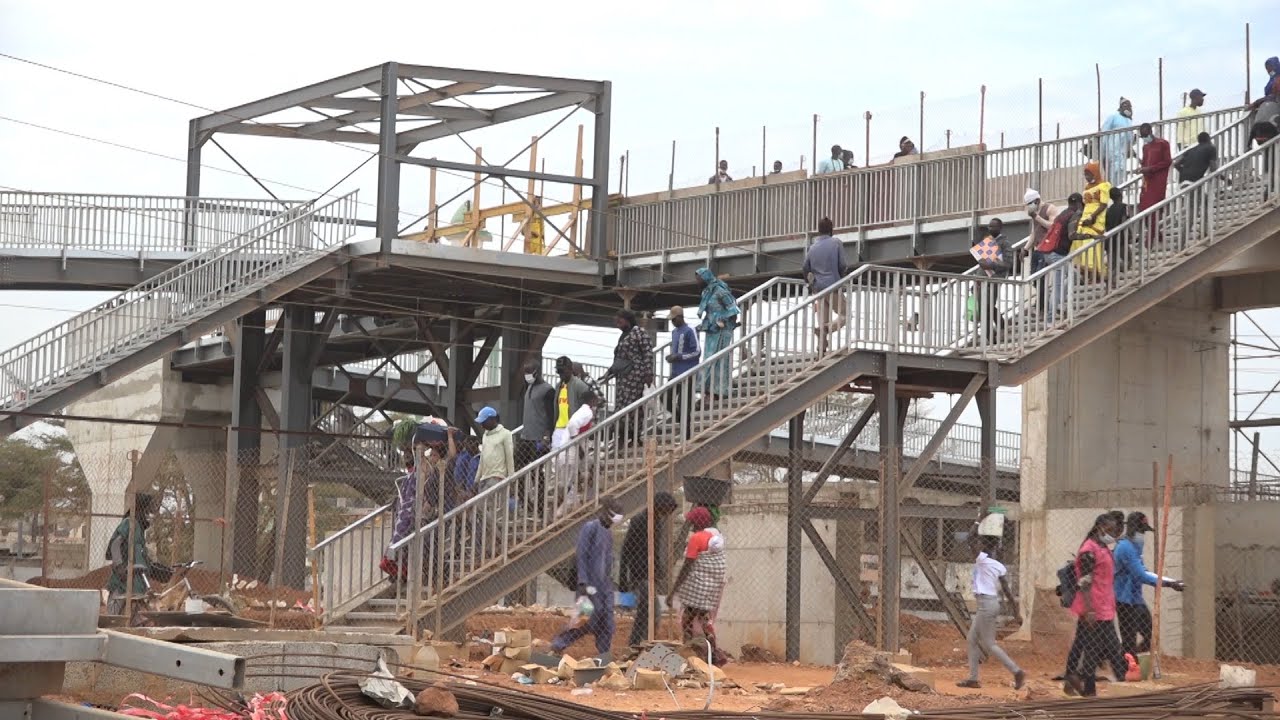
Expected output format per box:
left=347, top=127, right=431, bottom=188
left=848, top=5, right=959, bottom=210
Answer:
left=345, top=610, right=401, bottom=621
left=324, top=624, right=404, bottom=635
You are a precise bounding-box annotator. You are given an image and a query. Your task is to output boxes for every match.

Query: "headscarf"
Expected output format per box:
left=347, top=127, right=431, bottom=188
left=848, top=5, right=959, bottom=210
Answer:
left=696, top=268, right=734, bottom=318
left=1084, top=161, right=1101, bottom=184
left=686, top=506, right=714, bottom=530
left=1023, top=188, right=1041, bottom=205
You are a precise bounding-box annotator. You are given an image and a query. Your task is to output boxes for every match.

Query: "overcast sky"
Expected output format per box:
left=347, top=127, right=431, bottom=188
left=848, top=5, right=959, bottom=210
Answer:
left=1, top=0, right=1278, bottom=461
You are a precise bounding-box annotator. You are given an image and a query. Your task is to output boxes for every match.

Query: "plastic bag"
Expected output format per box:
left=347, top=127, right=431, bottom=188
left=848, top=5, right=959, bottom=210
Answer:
left=360, top=657, right=415, bottom=709
left=567, top=595, right=595, bottom=628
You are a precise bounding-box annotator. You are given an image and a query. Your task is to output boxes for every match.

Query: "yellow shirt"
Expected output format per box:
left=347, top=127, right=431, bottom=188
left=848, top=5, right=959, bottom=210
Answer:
left=556, top=385, right=570, bottom=429
left=1176, top=106, right=1203, bottom=147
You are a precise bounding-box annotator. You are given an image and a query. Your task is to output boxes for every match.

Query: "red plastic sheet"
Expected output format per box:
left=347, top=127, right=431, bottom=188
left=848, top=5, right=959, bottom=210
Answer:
left=118, top=692, right=288, bottom=720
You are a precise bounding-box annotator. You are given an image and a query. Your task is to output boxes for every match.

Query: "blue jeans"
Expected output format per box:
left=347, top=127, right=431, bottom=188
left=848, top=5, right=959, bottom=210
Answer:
left=1043, top=252, right=1067, bottom=318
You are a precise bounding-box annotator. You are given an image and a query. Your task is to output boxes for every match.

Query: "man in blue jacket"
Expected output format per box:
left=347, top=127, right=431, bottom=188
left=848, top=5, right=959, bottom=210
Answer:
left=1113, top=511, right=1184, bottom=658
left=665, top=306, right=700, bottom=439
left=552, top=495, right=624, bottom=661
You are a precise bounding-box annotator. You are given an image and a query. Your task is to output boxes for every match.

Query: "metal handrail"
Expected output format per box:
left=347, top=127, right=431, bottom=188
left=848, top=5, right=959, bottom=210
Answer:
left=614, top=106, right=1252, bottom=258
left=788, top=398, right=1022, bottom=471
left=0, top=192, right=311, bottom=253
left=0, top=192, right=360, bottom=408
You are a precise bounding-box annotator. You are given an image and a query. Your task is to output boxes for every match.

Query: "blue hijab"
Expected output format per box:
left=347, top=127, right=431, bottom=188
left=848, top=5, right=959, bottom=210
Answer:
left=696, top=268, right=740, bottom=331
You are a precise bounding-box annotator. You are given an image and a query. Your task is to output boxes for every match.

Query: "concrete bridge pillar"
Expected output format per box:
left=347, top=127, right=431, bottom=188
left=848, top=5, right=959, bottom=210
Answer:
left=1017, top=280, right=1227, bottom=659
left=66, top=360, right=170, bottom=569
left=173, top=426, right=230, bottom=568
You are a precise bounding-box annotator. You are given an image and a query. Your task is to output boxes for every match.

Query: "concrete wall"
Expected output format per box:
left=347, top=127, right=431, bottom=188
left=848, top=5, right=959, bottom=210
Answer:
left=1018, top=280, right=1228, bottom=659
left=1215, top=501, right=1280, bottom=592
left=714, top=501, right=840, bottom=664
left=710, top=483, right=995, bottom=664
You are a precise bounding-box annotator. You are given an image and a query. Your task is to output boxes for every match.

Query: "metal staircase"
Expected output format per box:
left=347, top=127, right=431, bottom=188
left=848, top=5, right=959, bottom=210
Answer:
left=312, top=131, right=1280, bottom=636
left=0, top=192, right=360, bottom=434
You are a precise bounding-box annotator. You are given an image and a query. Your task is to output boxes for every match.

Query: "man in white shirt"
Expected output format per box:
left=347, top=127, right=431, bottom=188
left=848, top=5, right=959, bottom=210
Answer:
left=957, top=534, right=1026, bottom=690
left=555, top=391, right=599, bottom=517
left=817, top=145, right=844, bottom=175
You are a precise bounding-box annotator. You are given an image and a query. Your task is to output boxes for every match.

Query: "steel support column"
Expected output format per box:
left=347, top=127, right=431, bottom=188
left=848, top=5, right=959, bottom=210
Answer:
left=785, top=411, right=804, bottom=662
left=499, top=307, right=527, bottom=426
left=876, top=373, right=902, bottom=652
left=443, top=317, right=475, bottom=429
left=589, top=82, right=613, bottom=260
left=377, top=61, right=401, bottom=256
left=977, top=385, right=997, bottom=512
left=277, top=306, right=318, bottom=588
left=184, top=121, right=204, bottom=252
left=228, top=310, right=264, bottom=577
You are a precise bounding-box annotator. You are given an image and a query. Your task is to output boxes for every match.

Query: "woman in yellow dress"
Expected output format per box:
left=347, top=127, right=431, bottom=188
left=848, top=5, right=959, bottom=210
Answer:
left=1072, top=161, right=1110, bottom=284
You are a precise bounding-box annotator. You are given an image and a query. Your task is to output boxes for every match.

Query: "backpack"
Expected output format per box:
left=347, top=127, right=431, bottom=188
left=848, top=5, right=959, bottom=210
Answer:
left=1035, top=217, right=1064, bottom=253
left=1055, top=561, right=1079, bottom=608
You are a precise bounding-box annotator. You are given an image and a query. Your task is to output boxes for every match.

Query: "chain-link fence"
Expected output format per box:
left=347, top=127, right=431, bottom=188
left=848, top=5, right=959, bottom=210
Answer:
left=4, top=409, right=1279, bottom=688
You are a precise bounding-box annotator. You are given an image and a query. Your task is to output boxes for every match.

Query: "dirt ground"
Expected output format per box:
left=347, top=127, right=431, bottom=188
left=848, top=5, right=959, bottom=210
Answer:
left=31, top=565, right=320, bottom=629
left=454, top=610, right=1280, bottom=714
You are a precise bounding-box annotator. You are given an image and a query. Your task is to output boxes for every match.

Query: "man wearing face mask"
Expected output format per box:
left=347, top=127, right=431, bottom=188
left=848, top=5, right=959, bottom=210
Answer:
left=519, top=360, right=556, bottom=514
left=551, top=495, right=624, bottom=661
left=1101, top=98, right=1136, bottom=187
left=1114, top=512, right=1184, bottom=659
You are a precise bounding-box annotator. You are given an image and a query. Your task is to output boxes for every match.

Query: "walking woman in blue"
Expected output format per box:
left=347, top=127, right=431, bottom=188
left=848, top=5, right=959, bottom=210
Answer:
left=695, top=268, right=740, bottom=403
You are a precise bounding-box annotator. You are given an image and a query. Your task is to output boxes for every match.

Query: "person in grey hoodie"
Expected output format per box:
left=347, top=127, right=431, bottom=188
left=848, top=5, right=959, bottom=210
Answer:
left=803, top=216, right=849, bottom=351
left=519, top=359, right=556, bottom=517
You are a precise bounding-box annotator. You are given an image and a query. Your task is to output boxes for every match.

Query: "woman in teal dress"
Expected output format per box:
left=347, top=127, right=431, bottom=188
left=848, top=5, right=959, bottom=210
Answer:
left=695, top=268, right=740, bottom=401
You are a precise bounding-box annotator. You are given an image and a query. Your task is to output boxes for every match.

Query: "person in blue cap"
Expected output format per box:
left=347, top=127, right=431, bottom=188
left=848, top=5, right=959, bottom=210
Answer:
left=474, top=406, right=514, bottom=493
left=1114, top=511, right=1184, bottom=659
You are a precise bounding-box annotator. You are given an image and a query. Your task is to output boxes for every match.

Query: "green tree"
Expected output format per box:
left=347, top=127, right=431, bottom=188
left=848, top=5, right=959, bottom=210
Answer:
left=0, top=425, right=89, bottom=521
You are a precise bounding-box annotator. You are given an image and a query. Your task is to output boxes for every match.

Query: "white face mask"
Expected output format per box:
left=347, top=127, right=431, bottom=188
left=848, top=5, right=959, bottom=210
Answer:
left=1100, top=533, right=1116, bottom=546
left=524, top=373, right=535, bottom=384
left=610, top=513, right=624, bottom=525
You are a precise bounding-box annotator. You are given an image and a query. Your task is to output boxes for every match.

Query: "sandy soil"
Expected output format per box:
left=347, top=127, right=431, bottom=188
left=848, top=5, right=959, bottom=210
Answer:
left=455, top=610, right=1280, bottom=714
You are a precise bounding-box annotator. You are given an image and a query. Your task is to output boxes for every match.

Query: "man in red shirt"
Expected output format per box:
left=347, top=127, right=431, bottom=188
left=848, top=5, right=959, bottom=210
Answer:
left=1135, top=123, right=1172, bottom=244
left=1064, top=513, right=1128, bottom=696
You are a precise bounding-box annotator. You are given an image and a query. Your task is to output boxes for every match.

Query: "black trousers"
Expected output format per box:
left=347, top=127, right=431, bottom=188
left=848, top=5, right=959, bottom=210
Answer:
left=628, top=580, right=653, bottom=647
left=665, top=384, right=694, bottom=439
left=514, top=438, right=548, bottom=514
left=1116, top=602, right=1153, bottom=656
left=1065, top=618, right=1127, bottom=695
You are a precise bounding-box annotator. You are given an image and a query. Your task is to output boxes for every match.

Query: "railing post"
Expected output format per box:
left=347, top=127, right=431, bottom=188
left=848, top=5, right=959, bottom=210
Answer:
left=911, top=164, right=923, bottom=255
